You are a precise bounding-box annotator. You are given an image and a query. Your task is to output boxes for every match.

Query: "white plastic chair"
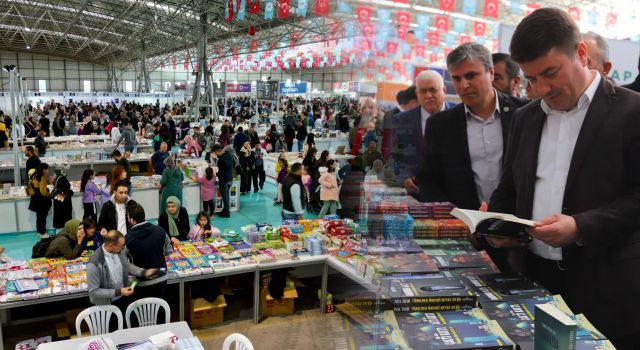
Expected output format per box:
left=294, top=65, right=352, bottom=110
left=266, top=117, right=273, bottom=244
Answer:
left=125, top=297, right=171, bottom=328
left=75, top=305, right=123, bottom=336
left=222, top=333, right=254, bottom=350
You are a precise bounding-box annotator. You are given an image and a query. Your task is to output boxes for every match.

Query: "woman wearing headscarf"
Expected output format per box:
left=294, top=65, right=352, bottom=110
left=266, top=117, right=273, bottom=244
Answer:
left=44, top=219, right=86, bottom=259
left=159, top=154, right=184, bottom=213
left=158, top=196, right=190, bottom=246
left=52, top=163, right=74, bottom=229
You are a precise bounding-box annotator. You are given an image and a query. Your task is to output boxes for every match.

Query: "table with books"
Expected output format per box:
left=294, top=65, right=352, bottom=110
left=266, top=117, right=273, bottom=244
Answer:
left=263, top=152, right=354, bottom=184
left=0, top=207, right=616, bottom=350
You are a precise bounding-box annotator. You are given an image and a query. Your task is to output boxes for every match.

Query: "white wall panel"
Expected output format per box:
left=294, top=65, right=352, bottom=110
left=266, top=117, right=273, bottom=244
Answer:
left=66, top=70, right=79, bottom=78
left=66, top=80, right=80, bottom=90
left=34, top=69, right=49, bottom=77
left=49, top=61, right=64, bottom=69
left=50, top=80, right=64, bottom=90
left=50, top=70, right=65, bottom=78
left=79, top=70, right=93, bottom=79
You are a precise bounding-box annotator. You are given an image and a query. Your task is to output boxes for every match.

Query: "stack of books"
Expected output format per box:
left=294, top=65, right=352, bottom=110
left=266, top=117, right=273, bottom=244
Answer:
left=413, top=219, right=470, bottom=239
left=409, top=202, right=456, bottom=219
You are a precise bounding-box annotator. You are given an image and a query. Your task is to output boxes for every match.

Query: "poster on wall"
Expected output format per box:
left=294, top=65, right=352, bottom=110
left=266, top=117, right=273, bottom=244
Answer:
left=279, top=82, right=308, bottom=94
left=226, top=83, right=252, bottom=93
left=257, top=80, right=279, bottom=101
left=212, top=82, right=226, bottom=99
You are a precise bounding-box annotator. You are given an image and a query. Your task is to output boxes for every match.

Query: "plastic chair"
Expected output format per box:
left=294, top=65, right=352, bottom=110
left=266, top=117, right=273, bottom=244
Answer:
left=125, top=297, right=171, bottom=328
left=75, top=305, right=123, bottom=336
left=222, top=333, right=254, bottom=350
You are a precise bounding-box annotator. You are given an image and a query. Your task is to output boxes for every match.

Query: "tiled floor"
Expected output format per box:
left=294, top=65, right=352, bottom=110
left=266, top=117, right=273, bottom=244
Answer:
left=0, top=182, right=317, bottom=261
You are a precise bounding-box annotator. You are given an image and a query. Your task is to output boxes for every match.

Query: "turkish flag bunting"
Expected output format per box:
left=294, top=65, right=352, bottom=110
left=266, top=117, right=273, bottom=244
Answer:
left=473, top=21, right=486, bottom=36
left=397, top=26, right=409, bottom=40
left=386, top=41, right=398, bottom=55
left=416, top=45, right=426, bottom=57
left=396, top=11, right=411, bottom=27
left=567, top=7, right=580, bottom=21
left=356, top=6, right=371, bottom=24
left=606, top=12, right=617, bottom=27
left=392, top=61, right=401, bottom=73
left=362, top=24, right=374, bottom=38
left=444, top=48, right=453, bottom=58
left=394, top=0, right=408, bottom=3
left=250, top=0, right=260, bottom=14
left=460, top=35, right=471, bottom=44
left=428, top=31, right=440, bottom=46
left=526, top=3, right=541, bottom=15
left=226, top=0, right=234, bottom=21
left=483, top=0, right=499, bottom=18
left=435, top=16, right=449, bottom=31
left=429, top=53, right=438, bottom=63
left=315, top=0, right=330, bottom=16
left=439, top=0, right=455, bottom=11
left=278, top=0, right=290, bottom=18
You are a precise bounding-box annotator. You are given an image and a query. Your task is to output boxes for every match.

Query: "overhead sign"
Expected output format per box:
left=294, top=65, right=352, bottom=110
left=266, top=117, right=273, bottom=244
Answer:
left=226, top=83, right=252, bottom=93
left=212, top=82, right=226, bottom=99
left=257, top=80, right=279, bottom=101
left=279, top=82, right=308, bottom=94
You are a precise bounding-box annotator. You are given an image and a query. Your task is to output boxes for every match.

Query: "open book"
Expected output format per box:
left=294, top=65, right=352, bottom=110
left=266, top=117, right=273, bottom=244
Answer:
left=450, top=208, right=534, bottom=241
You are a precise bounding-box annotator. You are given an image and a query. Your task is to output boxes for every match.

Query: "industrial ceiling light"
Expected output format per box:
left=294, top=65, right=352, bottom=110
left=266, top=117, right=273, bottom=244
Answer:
left=2, top=65, right=16, bottom=72
left=26, top=45, right=31, bottom=49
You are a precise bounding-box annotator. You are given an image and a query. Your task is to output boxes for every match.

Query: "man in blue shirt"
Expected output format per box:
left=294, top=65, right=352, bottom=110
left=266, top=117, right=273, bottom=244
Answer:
left=150, top=142, right=170, bottom=175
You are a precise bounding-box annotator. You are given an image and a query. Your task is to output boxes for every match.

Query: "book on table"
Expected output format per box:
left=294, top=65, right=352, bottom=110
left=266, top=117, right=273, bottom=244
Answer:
left=534, top=304, right=577, bottom=350
left=450, top=208, right=534, bottom=241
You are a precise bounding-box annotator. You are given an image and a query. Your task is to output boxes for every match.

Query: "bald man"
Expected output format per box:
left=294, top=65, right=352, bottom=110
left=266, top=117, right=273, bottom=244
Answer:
left=391, top=70, right=456, bottom=194
left=583, top=31, right=613, bottom=77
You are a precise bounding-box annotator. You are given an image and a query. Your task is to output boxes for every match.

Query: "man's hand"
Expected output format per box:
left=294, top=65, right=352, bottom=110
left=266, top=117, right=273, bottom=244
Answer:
left=144, top=269, right=159, bottom=279
left=120, top=287, right=134, bottom=297
left=403, top=177, right=420, bottom=194
left=527, top=214, right=580, bottom=248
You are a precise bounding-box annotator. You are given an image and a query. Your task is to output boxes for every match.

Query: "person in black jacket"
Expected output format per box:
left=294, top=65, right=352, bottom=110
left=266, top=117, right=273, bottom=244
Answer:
left=34, top=129, right=47, bottom=156
left=295, top=121, right=308, bottom=152
left=98, top=181, right=138, bottom=236
left=622, top=55, right=640, bottom=93
left=238, top=142, right=255, bottom=195
left=302, top=147, right=320, bottom=193
left=158, top=196, right=190, bottom=246
left=212, top=144, right=234, bottom=218
left=52, top=164, right=73, bottom=229
left=125, top=203, right=172, bottom=301
left=24, top=146, right=40, bottom=183
left=39, top=116, right=50, bottom=137
left=284, top=124, right=295, bottom=152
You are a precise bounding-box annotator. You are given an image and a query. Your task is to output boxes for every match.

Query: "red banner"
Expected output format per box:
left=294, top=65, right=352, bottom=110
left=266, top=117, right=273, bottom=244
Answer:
left=397, top=26, right=409, bottom=40
left=473, top=21, right=486, bottom=36
left=429, top=53, right=439, bottom=64
left=416, top=45, right=426, bottom=58
left=460, top=35, right=471, bottom=44
left=362, top=24, right=374, bottom=38
left=356, top=6, right=371, bottom=24
left=278, top=0, right=290, bottom=18
left=226, top=0, right=234, bottom=21
left=396, top=11, right=411, bottom=27
left=428, top=31, right=440, bottom=46
left=483, top=0, right=499, bottom=18
left=606, top=12, right=617, bottom=28
left=526, top=3, right=541, bottom=15
left=250, top=0, right=260, bottom=14
left=386, top=41, right=398, bottom=55
left=567, top=7, right=580, bottom=21
left=439, top=0, right=455, bottom=11
left=435, top=16, right=449, bottom=31
left=315, top=0, right=330, bottom=16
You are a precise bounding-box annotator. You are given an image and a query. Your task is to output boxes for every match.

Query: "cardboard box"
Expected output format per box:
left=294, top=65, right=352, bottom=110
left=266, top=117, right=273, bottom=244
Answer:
left=189, top=295, right=226, bottom=329
left=260, top=286, right=298, bottom=316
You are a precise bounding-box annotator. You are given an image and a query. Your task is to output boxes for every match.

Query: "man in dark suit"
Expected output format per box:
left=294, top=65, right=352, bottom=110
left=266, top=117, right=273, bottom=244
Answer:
left=489, top=8, right=640, bottom=348
left=391, top=70, right=455, bottom=192
left=381, top=87, right=418, bottom=160
left=622, top=55, right=640, bottom=93
left=417, top=43, right=528, bottom=211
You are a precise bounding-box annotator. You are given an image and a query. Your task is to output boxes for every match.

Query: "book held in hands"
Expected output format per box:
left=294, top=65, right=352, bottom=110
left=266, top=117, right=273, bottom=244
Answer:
left=450, top=208, right=535, bottom=242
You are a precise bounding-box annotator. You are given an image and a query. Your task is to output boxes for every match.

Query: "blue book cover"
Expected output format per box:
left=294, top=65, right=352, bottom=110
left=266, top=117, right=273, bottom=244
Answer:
left=534, top=304, right=577, bottom=350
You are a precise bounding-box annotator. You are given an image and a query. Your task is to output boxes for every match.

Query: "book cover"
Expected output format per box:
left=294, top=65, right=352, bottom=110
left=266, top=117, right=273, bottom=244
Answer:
left=367, top=252, right=440, bottom=276
left=425, top=250, right=498, bottom=270
left=534, top=304, right=577, bottom=350
left=383, top=272, right=477, bottom=309
left=463, top=274, right=551, bottom=302
left=451, top=208, right=534, bottom=242
left=396, top=310, right=515, bottom=349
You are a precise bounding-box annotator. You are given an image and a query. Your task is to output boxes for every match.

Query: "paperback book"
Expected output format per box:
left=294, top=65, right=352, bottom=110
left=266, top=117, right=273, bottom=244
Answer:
left=451, top=208, right=534, bottom=242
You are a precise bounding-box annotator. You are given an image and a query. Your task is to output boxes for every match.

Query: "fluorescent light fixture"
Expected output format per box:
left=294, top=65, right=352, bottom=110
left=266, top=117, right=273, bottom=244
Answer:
left=26, top=45, right=31, bottom=49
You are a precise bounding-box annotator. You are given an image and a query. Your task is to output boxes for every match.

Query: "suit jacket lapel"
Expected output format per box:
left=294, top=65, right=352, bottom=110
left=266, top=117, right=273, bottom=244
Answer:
left=564, top=78, right=613, bottom=197
left=497, top=94, right=514, bottom=156
left=520, top=104, right=547, bottom=219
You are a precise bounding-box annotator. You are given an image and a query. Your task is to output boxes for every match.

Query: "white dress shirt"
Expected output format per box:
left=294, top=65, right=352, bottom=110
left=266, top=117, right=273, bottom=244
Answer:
left=530, top=72, right=601, bottom=261
left=420, top=102, right=446, bottom=137
left=116, top=202, right=127, bottom=235
left=464, top=91, right=503, bottom=204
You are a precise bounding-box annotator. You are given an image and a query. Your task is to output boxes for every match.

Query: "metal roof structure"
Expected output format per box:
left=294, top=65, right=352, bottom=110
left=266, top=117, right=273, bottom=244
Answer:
left=0, top=0, right=349, bottom=70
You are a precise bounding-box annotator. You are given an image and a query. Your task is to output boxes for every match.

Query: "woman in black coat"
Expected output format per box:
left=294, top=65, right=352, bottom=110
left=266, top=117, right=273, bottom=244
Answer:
left=52, top=165, right=73, bottom=229
left=238, top=142, right=255, bottom=194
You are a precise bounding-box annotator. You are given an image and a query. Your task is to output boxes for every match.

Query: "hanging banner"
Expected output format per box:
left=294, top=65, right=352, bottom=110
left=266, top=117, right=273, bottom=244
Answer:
left=463, top=0, right=477, bottom=15
left=279, top=82, right=308, bottom=94
left=356, top=6, right=372, bottom=24
left=297, top=0, right=308, bottom=16
left=439, top=0, right=455, bottom=12
left=567, top=7, right=580, bottom=21
left=257, top=81, right=279, bottom=101
left=213, top=82, right=226, bottom=99
left=250, top=0, right=260, bottom=14
left=236, top=0, right=246, bottom=20
left=484, top=0, right=499, bottom=18
left=315, top=0, right=330, bottom=16
left=278, top=0, right=290, bottom=18
left=265, top=0, right=275, bottom=19
left=227, top=83, right=252, bottom=93
left=435, top=16, right=449, bottom=31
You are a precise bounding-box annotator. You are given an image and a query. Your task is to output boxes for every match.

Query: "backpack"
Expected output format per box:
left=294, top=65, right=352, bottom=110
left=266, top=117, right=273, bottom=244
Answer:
left=32, top=236, right=56, bottom=258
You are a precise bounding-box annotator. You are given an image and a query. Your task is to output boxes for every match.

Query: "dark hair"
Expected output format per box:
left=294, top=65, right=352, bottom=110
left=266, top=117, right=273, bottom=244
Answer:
left=290, top=162, right=303, bottom=174
left=103, top=230, right=124, bottom=245
left=270, top=124, right=277, bottom=131
left=80, top=169, right=95, bottom=192
left=205, top=166, right=214, bottom=181
left=211, top=143, right=222, bottom=152
left=492, top=53, right=520, bottom=80
left=195, top=211, right=211, bottom=231
left=237, top=127, right=243, bottom=132
left=319, top=150, right=329, bottom=162
left=26, top=145, right=35, bottom=154
left=127, top=203, right=145, bottom=223
left=404, top=85, right=417, bottom=101
left=447, top=43, right=493, bottom=71
left=326, top=159, right=337, bottom=173
left=510, top=8, right=581, bottom=63
left=112, top=149, right=122, bottom=158
left=112, top=180, right=128, bottom=193
left=111, top=166, right=127, bottom=193
left=33, top=163, right=49, bottom=180
left=82, top=217, right=96, bottom=230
